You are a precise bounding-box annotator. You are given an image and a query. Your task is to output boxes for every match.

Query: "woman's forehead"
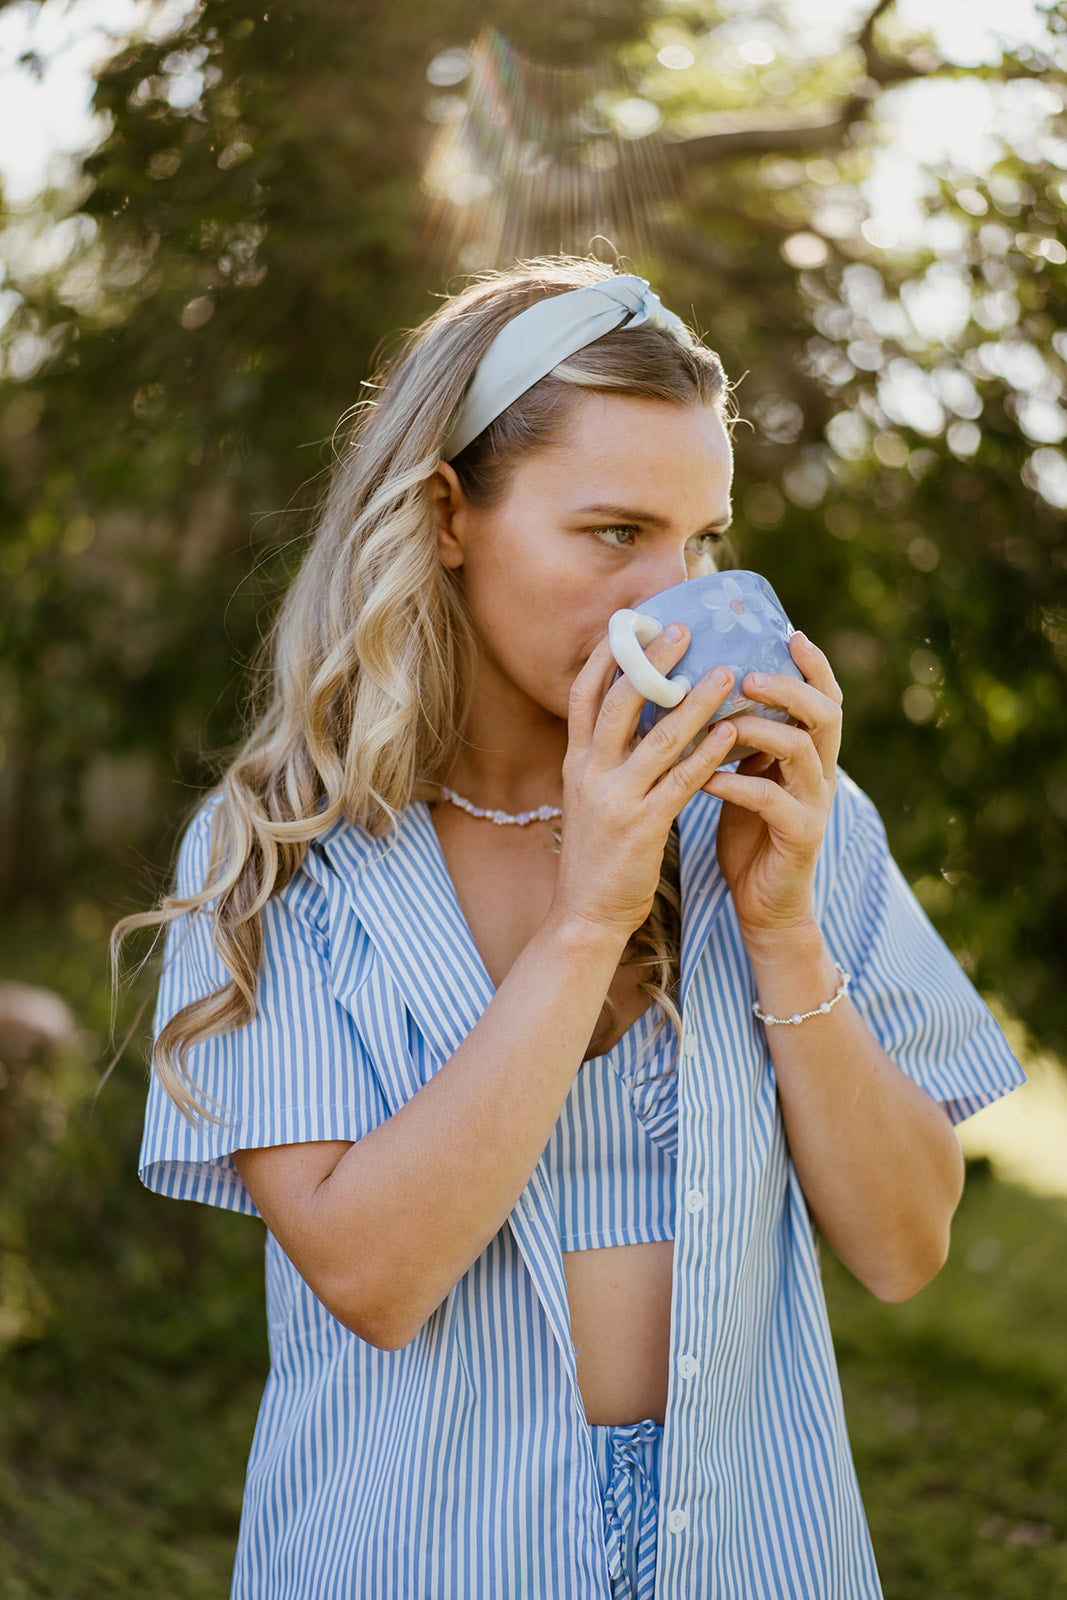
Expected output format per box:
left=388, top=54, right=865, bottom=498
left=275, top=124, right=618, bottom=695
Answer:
left=520, top=394, right=733, bottom=507
left=559, top=388, right=730, bottom=444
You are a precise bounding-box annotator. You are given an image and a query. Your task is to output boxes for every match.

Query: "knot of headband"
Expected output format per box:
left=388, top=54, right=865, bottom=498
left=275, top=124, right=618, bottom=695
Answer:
left=442, top=274, right=693, bottom=461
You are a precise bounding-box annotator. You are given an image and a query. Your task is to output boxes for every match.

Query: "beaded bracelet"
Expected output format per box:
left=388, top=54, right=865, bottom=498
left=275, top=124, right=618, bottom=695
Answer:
left=752, top=962, right=852, bottom=1027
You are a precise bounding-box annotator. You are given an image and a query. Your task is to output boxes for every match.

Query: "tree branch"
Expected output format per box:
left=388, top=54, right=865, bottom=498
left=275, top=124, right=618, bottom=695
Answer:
left=666, top=59, right=1056, bottom=169
left=667, top=101, right=869, bottom=166
left=857, top=0, right=900, bottom=82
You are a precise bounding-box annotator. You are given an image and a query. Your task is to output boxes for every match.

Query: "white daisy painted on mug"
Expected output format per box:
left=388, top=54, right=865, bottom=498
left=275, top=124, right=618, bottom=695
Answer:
left=700, top=572, right=776, bottom=635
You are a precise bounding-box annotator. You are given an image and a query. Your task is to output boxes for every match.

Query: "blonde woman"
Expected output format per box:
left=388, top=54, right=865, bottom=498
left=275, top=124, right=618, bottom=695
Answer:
left=130, top=257, right=1022, bottom=1599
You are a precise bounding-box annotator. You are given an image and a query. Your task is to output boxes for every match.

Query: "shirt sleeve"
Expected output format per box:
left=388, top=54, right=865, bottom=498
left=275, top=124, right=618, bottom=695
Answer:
left=817, top=775, right=1025, bottom=1125
left=139, top=802, right=391, bottom=1216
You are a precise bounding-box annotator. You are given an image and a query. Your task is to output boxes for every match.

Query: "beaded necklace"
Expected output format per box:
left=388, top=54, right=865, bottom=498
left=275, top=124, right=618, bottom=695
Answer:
left=439, top=786, right=562, bottom=827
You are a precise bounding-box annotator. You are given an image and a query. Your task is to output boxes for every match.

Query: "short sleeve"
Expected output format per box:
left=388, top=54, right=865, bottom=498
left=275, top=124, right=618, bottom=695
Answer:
left=817, top=775, right=1025, bottom=1125
left=139, top=803, right=391, bottom=1215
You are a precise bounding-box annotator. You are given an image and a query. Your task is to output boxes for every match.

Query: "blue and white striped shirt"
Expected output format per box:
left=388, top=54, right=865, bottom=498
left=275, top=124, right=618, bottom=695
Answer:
left=141, top=773, right=1023, bottom=1599
left=548, top=1002, right=677, bottom=1250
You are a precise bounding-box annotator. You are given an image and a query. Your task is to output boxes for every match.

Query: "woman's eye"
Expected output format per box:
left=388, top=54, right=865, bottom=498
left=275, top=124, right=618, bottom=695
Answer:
left=592, top=525, right=725, bottom=553
left=686, top=531, right=725, bottom=554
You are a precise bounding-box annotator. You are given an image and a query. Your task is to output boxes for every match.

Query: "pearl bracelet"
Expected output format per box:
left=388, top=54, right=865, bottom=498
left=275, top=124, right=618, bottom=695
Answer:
left=752, top=962, right=852, bottom=1027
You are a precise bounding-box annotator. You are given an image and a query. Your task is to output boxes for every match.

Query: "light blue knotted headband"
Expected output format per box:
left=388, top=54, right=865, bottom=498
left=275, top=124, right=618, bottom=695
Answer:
left=441, top=274, right=693, bottom=461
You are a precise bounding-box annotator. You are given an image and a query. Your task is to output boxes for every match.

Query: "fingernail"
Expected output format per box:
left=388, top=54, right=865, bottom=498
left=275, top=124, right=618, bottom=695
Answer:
left=792, top=631, right=808, bottom=647
left=749, top=672, right=767, bottom=688
left=664, top=623, right=684, bottom=643
left=711, top=666, right=730, bottom=686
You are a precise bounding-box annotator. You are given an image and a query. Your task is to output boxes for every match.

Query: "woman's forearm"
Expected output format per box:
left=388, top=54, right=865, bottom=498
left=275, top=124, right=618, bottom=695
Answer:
left=704, top=637, right=964, bottom=1296
left=741, top=920, right=965, bottom=1302
left=236, top=909, right=627, bottom=1348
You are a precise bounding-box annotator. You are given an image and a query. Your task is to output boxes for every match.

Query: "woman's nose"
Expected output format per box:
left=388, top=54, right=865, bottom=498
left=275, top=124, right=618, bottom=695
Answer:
left=628, top=549, right=690, bottom=604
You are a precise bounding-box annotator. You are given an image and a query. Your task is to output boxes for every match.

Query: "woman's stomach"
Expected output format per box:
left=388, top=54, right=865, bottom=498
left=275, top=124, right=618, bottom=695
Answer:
left=563, top=1240, right=674, bottom=1425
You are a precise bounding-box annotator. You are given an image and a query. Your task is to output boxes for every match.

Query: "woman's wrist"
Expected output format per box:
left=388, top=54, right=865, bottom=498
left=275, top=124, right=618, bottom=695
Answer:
left=540, top=900, right=633, bottom=967
left=739, top=918, right=842, bottom=1025
left=738, top=913, right=823, bottom=965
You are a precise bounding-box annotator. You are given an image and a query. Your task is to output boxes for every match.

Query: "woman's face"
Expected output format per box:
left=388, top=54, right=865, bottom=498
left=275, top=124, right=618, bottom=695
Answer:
left=435, top=391, right=735, bottom=723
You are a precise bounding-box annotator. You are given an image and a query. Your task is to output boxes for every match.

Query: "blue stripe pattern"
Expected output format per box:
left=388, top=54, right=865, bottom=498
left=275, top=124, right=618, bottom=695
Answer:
left=548, top=1004, right=676, bottom=1250
left=141, top=771, right=1024, bottom=1598
left=591, top=1420, right=663, bottom=1598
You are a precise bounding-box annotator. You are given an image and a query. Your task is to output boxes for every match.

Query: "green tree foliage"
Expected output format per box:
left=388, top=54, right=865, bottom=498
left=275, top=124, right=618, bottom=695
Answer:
left=0, top=0, right=652, bottom=903
left=0, top=0, right=1065, bottom=1046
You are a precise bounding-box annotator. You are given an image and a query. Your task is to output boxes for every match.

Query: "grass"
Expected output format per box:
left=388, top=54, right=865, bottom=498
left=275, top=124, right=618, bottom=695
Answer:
left=2, top=902, right=1065, bottom=1597
left=0, top=902, right=270, bottom=1600
left=825, top=1164, right=1067, bottom=1598
left=0, top=1153, right=266, bottom=1599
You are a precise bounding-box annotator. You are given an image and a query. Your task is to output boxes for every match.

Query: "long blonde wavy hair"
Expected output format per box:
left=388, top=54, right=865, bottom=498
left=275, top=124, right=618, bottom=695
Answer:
left=114, top=255, right=730, bottom=1118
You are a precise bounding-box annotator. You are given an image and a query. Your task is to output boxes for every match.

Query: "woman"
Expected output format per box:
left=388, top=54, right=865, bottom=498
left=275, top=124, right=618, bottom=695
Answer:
left=132, top=257, right=1023, bottom=1599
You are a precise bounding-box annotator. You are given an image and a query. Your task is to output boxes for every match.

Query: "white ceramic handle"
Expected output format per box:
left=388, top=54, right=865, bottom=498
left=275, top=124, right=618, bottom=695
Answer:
left=608, top=609, right=692, bottom=708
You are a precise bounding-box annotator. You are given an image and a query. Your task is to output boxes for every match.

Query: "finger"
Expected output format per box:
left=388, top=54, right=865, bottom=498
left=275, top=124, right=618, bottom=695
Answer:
left=719, top=714, right=825, bottom=794
left=737, top=750, right=777, bottom=778
left=741, top=633, right=842, bottom=721
left=623, top=664, right=738, bottom=782
left=740, top=665, right=842, bottom=780
left=594, top=624, right=701, bottom=761
left=702, top=767, right=811, bottom=835
left=647, top=717, right=740, bottom=815
left=573, top=626, right=711, bottom=759
left=568, top=636, right=623, bottom=752
left=790, top=631, right=843, bottom=705
left=739, top=674, right=835, bottom=732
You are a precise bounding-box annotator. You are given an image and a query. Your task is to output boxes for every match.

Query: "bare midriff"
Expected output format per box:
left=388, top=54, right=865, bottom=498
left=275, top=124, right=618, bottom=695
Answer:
left=564, top=1241, right=674, bottom=1425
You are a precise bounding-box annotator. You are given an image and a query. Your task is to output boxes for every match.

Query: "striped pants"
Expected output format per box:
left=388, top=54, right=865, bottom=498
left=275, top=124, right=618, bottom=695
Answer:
left=589, top=1419, right=663, bottom=1600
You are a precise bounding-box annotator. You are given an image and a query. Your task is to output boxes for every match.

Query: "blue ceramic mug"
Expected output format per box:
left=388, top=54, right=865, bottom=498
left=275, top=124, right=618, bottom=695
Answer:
left=608, top=570, right=803, bottom=754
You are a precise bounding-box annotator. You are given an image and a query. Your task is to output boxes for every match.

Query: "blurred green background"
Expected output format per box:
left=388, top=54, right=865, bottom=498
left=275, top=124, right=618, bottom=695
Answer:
left=1, top=0, right=1065, bottom=1593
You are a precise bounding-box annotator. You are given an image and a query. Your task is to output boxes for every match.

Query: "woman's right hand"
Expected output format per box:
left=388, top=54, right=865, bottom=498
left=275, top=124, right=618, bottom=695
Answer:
left=552, top=625, right=739, bottom=942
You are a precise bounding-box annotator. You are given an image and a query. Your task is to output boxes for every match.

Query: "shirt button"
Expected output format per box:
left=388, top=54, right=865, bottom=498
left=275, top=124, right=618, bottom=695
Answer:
left=682, top=1032, right=700, bottom=1056
left=678, top=1353, right=698, bottom=1378
left=684, top=1188, right=705, bottom=1214
left=666, top=1508, right=688, bottom=1535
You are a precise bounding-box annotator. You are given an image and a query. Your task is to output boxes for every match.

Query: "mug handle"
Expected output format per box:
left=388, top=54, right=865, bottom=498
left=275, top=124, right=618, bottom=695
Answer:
left=608, top=609, right=692, bottom=708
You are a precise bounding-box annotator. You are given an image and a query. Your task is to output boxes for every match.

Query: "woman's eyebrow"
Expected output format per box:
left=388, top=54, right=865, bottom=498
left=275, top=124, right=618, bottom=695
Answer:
left=572, top=502, right=733, bottom=532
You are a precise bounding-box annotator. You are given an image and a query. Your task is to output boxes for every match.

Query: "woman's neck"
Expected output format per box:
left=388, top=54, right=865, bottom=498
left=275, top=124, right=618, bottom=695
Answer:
left=446, top=671, right=568, bottom=813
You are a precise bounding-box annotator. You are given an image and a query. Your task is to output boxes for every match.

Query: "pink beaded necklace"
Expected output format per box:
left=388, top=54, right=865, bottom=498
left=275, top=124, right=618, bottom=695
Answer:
left=438, top=787, right=562, bottom=827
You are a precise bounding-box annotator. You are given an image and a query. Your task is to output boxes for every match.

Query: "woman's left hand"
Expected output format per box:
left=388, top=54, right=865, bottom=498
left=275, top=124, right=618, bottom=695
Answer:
left=702, top=631, right=843, bottom=940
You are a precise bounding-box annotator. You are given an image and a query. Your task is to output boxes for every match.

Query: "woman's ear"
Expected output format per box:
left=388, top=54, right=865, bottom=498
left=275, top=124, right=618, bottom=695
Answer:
left=431, top=460, right=467, bottom=571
